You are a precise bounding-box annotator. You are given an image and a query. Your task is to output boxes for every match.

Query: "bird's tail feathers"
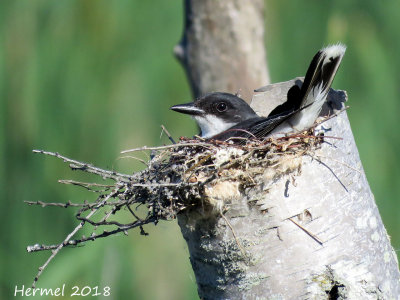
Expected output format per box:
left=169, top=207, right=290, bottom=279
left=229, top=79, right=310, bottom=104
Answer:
left=300, top=43, right=346, bottom=109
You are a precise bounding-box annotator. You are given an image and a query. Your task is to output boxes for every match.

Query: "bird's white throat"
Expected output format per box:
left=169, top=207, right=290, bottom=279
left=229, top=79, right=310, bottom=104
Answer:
left=193, top=115, right=236, bottom=138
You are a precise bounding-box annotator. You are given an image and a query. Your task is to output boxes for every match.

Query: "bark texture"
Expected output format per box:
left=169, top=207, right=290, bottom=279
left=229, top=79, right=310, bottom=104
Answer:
left=175, top=1, right=400, bottom=299
left=175, top=0, right=269, bottom=101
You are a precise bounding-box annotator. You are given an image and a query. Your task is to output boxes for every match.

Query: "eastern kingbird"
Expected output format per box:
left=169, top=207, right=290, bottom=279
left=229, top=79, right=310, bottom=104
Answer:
left=170, top=44, right=346, bottom=142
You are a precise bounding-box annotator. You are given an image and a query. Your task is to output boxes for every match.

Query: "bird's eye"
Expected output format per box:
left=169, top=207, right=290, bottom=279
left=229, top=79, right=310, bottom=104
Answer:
left=216, top=102, right=227, bottom=112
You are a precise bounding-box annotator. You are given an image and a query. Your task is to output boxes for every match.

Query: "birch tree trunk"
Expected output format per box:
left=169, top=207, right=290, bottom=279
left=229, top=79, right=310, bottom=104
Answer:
left=175, top=1, right=400, bottom=299
left=174, top=0, right=269, bottom=101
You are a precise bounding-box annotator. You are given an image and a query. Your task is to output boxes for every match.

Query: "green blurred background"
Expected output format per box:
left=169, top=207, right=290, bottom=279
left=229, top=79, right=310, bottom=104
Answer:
left=1, top=1, right=399, bottom=299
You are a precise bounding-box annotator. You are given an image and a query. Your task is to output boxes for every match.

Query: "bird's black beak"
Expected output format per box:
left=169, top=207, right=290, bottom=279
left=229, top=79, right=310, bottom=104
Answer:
left=170, top=102, right=204, bottom=116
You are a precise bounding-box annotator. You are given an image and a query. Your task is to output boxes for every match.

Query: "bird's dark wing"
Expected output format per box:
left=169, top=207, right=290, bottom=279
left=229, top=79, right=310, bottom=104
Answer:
left=208, top=117, right=269, bottom=141
left=208, top=102, right=313, bottom=144
left=208, top=109, right=298, bottom=143
left=267, top=84, right=302, bottom=117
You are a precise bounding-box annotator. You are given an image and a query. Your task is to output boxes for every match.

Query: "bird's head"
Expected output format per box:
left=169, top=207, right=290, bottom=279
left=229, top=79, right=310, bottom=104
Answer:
left=170, top=92, right=258, bottom=138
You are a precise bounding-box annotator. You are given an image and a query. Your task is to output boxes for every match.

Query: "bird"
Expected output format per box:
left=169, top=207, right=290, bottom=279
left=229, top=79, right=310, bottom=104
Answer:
left=170, top=44, right=346, bottom=143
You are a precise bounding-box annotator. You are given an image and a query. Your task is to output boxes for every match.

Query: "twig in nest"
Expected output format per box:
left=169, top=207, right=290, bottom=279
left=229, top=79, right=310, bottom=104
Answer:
left=120, top=142, right=212, bottom=154
left=310, top=106, right=349, bottom=130
left=161, top=124, right=176, bottom=144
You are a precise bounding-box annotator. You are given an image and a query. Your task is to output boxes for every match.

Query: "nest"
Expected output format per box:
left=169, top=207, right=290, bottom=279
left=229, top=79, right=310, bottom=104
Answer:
left=26, top=130, right=325, bottom=286
left=31, top=132, right=325, bottom=240
left=143, top=133, right=323, bottom=215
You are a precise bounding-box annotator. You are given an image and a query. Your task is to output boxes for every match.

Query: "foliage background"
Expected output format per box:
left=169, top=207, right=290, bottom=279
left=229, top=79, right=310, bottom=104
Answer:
left=1, top=1, right=399, bottom=299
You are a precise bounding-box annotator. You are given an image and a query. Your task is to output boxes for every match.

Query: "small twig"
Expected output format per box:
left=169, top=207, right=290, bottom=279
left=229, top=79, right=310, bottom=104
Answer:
left=128, top=182, right=188, bottom=188
left=58, top=180, right=114, bottom=191
left=25, top=200, right=86, bottom=208
left=275, top=133, right=342, bottom=142
left=127, top=204, right=145, bottom=222
left=77, top=188, right=131, bottom=227
left=310, top=155, right=349, bottom=193
left=33, top=150, right=132, bottom=182
left=30, top=185, right=123, bottom=287
left=27, top=217, right=156, bottom=253
left=27, top=242, right=81, bottom=252
left=161, top=125, right=176, bottom=144
left=220, top=212, right=247, bottom=257
left=120, top=142, right=213, bottom=154
left=76, top=213, right=145, bottom=230
left=185, top=154, right=212, bottom=174
left=288, top=217, right=323, bottom=246
left=310, top=106, right=349, bottom=129
left=24, top=199, right=128, bottom=208
left=116, top=155, right=149, bottom=167
left=313, top=155, right=363, bottom=175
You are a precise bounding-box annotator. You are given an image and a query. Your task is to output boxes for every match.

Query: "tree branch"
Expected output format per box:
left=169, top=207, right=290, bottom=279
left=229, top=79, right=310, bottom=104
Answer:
left=175, top=0, right=269, bottom=101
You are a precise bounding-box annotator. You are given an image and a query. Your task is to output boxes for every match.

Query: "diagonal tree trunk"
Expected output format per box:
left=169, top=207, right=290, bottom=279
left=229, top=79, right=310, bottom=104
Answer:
left=175, top=1, right=400, bottom=299
left=174, top=0, right=269, bottom=101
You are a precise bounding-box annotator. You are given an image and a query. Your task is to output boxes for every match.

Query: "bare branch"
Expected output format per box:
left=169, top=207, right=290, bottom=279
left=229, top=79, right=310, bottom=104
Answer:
left=32, top=150, right=132, bottom=181
left=26, top=217, right=156, bottom=253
